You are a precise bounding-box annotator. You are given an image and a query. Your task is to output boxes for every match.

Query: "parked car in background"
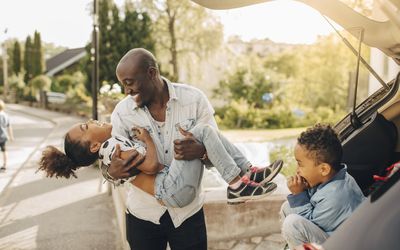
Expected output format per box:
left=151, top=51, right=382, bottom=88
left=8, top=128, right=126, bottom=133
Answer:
left=192, top=0, right=400, bottom=249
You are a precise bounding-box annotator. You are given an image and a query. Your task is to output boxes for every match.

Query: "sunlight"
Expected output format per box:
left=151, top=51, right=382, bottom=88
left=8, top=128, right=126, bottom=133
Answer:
left=0, top=225, right=38, bottom=250
left=213, top=0, right=335, bottom=44
left=0, top=179, right=105, bottom=226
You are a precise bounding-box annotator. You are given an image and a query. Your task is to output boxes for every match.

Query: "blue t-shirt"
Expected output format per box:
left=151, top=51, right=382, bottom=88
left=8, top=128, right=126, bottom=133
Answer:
left=0, top=111, right=10, bottom=143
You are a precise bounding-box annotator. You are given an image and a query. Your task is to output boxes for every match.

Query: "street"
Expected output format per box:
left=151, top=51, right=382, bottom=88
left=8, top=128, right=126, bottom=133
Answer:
left=0, top=104, right=122, bottom=250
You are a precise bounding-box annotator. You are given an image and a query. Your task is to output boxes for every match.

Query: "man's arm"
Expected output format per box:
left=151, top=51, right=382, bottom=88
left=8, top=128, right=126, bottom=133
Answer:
left=102, top=144, right=145, bottom=185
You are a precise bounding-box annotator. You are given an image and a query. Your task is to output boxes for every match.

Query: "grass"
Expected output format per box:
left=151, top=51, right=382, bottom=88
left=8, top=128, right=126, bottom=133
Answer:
left=269, top=144, right=297, bottom=177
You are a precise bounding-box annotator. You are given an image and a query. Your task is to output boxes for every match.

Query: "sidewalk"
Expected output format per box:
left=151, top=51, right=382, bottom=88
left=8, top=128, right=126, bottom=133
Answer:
left=0, top=104, right=123, bottom=250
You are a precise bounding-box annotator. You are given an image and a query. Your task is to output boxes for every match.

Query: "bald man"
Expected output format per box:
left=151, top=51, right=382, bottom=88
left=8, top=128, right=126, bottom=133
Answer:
left=104, top=48, right=216, bottom=249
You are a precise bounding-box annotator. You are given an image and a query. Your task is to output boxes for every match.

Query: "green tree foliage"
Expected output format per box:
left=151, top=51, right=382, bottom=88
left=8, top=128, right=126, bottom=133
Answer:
left=285, top=34, right=367, bottom=112
left=213, top=66, right=283, bottom=108
left=24, top=36, right=33, bottom=82
left=30, top=74, right=51, bottom=91
left=23, top=32, right=45, bottom=82
left=84, top=0, right=155, bottom=93
left=12, top=41, right=22, bottom=74
left=137, top=0, right=223, bottom=81
left=32, top=31, right=45, bottom=76
left=214, top=33, right=369, bottom=129
left=52, top=72, right=86, bottom=93
left=28, top=74, right=51, bottom=100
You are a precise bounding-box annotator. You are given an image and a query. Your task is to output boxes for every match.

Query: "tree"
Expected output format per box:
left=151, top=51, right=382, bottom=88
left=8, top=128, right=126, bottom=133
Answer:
left=284, top=34, right=369, bottom=111
left=32, top=31, right=45, bottom=76
left=24, top=36, right=33, bottom=82
left=12, top=41, right=22, bottom=75
left=214, top=66, right=282, bottom=108
left=136, top=0, right=223, bottom=81
left=84, top=0, right=155, bottom=92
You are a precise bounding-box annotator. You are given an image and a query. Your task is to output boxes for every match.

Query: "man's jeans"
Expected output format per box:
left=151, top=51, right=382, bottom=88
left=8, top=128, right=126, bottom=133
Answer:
left=155, top=124, right=251, bottom=207
left=280, top=201, right=328, bottom=249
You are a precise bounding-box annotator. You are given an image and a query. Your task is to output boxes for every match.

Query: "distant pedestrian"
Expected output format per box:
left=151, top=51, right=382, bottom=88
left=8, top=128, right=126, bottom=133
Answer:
left=0, top=100, right=14, bottom=172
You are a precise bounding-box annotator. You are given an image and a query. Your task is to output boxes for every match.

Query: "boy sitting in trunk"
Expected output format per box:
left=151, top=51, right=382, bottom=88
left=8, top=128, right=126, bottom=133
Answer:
left=280, top=124, right=365, bottom=249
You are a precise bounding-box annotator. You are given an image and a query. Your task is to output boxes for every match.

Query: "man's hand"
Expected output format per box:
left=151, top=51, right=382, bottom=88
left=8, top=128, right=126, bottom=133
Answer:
left=173, top=126, right=205, bottom=160
left=108, top=144, right=145, bottom=179
left=287, top=174, right=309, bottom=195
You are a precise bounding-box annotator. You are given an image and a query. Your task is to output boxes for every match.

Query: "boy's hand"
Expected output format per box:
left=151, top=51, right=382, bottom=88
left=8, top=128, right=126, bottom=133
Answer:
left=287, top=174, right=309, bottom=195
left=132, top=127, right=151, bottom=142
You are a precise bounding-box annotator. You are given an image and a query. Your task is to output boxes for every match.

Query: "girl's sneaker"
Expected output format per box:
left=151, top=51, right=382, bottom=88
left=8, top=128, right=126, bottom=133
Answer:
left=227, top=177, right=277, bottom=204
left=249, top=159, right=283, bottom=185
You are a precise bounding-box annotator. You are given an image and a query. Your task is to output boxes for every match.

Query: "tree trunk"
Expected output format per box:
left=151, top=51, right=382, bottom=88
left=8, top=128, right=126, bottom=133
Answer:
left=167, top=5, right=179, bottom=82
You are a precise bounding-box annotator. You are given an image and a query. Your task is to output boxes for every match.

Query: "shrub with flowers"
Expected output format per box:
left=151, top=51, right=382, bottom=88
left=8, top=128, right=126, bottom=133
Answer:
left=99, top=83, right=124, bottom=113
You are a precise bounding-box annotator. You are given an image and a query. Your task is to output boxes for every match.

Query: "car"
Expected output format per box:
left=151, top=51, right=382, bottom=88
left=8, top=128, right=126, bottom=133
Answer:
left=192, top=0, right=400, bottom=249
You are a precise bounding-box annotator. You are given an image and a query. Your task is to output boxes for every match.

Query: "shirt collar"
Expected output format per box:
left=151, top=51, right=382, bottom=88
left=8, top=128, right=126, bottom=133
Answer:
left=163, top=77, right=178, bottom=101
left=316, top=163, right=347, bottom=191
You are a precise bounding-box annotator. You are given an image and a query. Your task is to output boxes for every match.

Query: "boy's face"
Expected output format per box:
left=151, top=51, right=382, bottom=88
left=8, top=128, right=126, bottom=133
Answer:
left=294, top=143, right=325, bottom=188
left=68, top=120, right=112, bottom=145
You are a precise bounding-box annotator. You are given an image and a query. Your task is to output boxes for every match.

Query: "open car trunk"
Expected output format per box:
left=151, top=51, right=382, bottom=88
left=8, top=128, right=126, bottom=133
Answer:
left=192, top=0, right=400, bottom=194
left=336, top=73, right=399, bottom=194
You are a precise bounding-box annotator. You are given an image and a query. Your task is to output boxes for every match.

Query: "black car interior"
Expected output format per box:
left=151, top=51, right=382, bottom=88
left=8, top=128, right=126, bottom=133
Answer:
left=340, top=112, right=398, bottom=195
left=334, top=67, right=400, bottom=196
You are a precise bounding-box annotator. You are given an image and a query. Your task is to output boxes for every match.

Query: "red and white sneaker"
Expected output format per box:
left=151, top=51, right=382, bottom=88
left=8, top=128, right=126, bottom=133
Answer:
left=248, top=159, right=283, bottom=185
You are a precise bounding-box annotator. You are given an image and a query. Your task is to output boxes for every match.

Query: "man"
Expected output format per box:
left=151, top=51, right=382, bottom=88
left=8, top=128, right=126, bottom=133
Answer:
left=103, top=48, right=215, bottom=250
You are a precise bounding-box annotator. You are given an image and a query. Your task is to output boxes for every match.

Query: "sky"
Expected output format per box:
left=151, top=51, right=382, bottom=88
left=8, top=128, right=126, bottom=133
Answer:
left=0, top=0, right=335, bottom=48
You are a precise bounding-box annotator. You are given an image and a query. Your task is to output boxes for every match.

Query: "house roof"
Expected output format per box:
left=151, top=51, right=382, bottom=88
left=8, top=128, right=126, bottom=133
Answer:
left=45, top=47, right=86, bottom=76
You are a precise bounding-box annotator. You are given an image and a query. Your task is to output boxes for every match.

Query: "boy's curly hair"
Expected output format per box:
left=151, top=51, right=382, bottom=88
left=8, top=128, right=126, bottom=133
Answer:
left=297, top=123, right=343, bottom=171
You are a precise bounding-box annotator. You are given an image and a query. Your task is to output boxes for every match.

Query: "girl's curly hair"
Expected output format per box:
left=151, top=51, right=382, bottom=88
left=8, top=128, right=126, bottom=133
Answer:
left=38, top=133, right=99, bottom=178
left=297, top=123, right=343, bottom=171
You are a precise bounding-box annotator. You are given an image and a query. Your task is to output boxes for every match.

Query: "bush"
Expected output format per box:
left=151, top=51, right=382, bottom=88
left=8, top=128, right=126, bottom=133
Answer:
left=8, top=73, right=26, bottom=102
left=269, top=144, right=297, bottom=177
left=98, top=83, right=124, bottom=114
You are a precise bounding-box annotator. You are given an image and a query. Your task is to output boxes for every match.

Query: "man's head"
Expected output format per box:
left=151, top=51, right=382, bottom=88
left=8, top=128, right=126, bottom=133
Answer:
left=294, top=123, right=343, bottom=187
left=116, top=48, right=161, bottom=107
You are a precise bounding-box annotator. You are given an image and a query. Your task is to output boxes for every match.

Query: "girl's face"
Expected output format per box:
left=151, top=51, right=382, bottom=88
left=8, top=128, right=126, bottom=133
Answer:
left=68, top=120, right=112, bottom=146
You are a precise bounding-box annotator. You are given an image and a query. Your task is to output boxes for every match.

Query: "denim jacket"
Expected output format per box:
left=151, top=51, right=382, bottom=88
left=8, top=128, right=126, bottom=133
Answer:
left=287, top=166, right=366, bottom=234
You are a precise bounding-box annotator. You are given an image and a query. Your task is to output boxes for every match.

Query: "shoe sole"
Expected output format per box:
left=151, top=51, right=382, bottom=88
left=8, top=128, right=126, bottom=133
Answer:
left=258, top=160, right=283, bottom=185
left=227, top=182, right=277, bottom=204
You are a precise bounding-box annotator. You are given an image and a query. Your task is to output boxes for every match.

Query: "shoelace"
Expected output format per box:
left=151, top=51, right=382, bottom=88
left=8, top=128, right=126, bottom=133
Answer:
left=250, top=166, right=266, bottom=173
left=241, top=175, right=260, bottom=187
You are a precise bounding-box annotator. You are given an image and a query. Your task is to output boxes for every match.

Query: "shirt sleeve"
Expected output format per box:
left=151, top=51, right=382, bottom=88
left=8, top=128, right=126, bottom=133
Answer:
left=111, top=108, right=129, bottom=138
left=196, top=90, right=217, bottom=128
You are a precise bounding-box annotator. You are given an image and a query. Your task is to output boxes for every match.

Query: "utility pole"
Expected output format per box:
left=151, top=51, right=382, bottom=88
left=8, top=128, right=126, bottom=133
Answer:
left=92, top=0, right=99, bottom=120
left=2, top=28, right=8, bottom=102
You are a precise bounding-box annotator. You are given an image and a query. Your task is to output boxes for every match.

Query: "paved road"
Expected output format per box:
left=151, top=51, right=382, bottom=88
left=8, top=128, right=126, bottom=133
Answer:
left=0, top=105, right=123, bottom=250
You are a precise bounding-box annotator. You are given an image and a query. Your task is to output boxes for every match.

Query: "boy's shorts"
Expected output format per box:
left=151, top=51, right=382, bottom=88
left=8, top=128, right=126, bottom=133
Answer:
left=0, top=142, right=6, bottom=152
